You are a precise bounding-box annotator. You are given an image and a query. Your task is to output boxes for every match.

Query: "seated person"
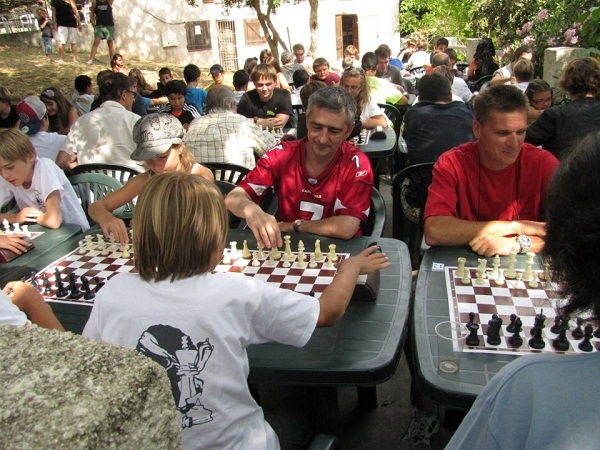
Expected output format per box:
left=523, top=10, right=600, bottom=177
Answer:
left=185, top=85, right=276, bottom=170
left=402, top=73, right=474, bottom=166
left=225, top=87, right=373, bottom=249
left=1, top=280, right=64, bottom=330
left=157, top=80, right=201, bottom=128
left=490, top=44, right=533, bottom=86
left=362, top=52, right=409, bottom=105
left=310, top=57, right=340, bottom=86
left=83, top=171, right=389, bottom=450
left=0, top=128, right=89, bottom=231
left=89, top=113, right=213, bottom=244
left=71, top=75, right=94, bottom=116
left=424, top=85, right=559, bottom=257
left=406, top=40, right=431, bottom=71
left=332, top=45, right=360, bottom=72
left=232, top=70, right=250, bottom=105
left=183, top=64, right=207, bottom=115
left=237, top=63, right=293, bottom=131
left=0, top=86, right=19, bottom=129
left=291, top=69, right=310, bottom=106
left=150, top=67, right=172, bottom=99
left=446, top=130, right=600, bottom=449
left=513, top=58, right=534, bottom=92
left=340, top=68, right=388, bottom=129
left=295, top=80, right=327, bottom=140
left=525, top=79, right=553, bottom=124
left=431, top=52, right=472, bottom=103
left=526, top=57, right=600, bottom=159
left=280, top=50, right=306, bottom=84
left=16, top=96, right=68, bottom=162
left=435, top=38, right=449, bottom=52
left=374, top=44, right=415, bottom=94
left=206, top=64, right=229, bottom=93
left=467, top=38, right=499, bottom=81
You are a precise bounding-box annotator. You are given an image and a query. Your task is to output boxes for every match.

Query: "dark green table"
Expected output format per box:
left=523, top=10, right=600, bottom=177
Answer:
left=0, top=224, right=83, bottom=286
left=413, top=246, right=548, bottom=411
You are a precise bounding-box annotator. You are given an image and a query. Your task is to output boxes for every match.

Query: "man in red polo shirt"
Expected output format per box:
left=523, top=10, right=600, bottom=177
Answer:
left=424, top=85, right=559, bottom=257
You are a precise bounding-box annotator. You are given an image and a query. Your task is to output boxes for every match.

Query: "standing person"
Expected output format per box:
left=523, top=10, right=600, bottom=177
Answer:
left=36, top=8, right=53, bottom=63
left=40, top=87, right=78, bottom=135
left=86, top=0, right=115, bottom=65
left=292, top=43, right=314, bottom=74
left=183, top=64, right=207, bottom=115
left=82, top=171, right=389, bottom=450
left=51, top=0, right=81, bottom=63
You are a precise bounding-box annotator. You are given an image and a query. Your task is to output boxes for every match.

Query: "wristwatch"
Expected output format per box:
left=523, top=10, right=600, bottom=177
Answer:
left=516, top=235, right=531, bottom=253
left=293, top=219, right=303, bottom=232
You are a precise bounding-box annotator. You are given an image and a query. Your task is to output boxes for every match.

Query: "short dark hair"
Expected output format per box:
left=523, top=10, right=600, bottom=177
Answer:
left=418, top=73, right=451, bottom=102
left=513, top=59, right=534, bottom=82
left=306, top=86, right=356, bottom=127
left=165, top=80, right=187, bottom=97
left=313, top=57, right=329, bottom=70
left=559, top=57, right=600, bottom=97
left=473, top=85, right=528, bottom=124
left=544, top=131, right=600, bottom=319
left=292, top=69, right=310, bottom=88
left=374, top=44, right=392, bottom=59
left=444, top=48, right=458, bottom=61
left=232, top=70, right=250, bottom=90
left=158, top=67, right=172, bottom=77
left=513, top=44, right=533, bottom=61
left=361, top=52, right=378, bottom=72
left=299, top=80, right=326, bottom=109
left=525, top=79, right=552, bottom=101
left=436, top=37, right=449, bottom=48
left=100, top=72, right=134, bottom=101
left=74, top=75, right=92, bottom=93
left=183, top=64, right=201, bottom=83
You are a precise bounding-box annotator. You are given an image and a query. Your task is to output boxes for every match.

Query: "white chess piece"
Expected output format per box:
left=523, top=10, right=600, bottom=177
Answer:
left=489, top=255, right=500, bottom=279
left=242, top=240, right=251, bottom=259
left=251, top=252, right=260, bottom=267
left=121, top=243, right=130, bottom=258
left=314, top=240, right=323, bottom=261
left=230, top=241, right=238, bottom=259
left=12, top=223, right=21, bottom=234
left=461, top=268, right=471, bottom=285
left=325, top=256, right=334, bottom=268
left=456, top=257, right=466, bottom=277
left=505, top=250, right=517, bottom=279
left=21, top=224, right=30, bottom=237
left=522, top=252, right=535, bottom=282
left=309, top=254, right=317, bottom=268
left=474, top=268, right=486, bottom=286
left=495, top=268, right=506, bottom=285
left=283, top=235, right=293, bottom=261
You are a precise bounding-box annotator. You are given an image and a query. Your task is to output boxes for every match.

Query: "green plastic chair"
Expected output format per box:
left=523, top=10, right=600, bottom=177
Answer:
left=69, top=173, right=127, bottom=225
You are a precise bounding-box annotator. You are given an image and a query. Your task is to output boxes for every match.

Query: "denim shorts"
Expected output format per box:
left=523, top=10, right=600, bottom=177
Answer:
left=42, top=36, right=52, bottom=55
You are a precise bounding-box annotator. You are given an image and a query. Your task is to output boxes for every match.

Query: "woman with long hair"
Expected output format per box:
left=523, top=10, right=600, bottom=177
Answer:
left=467, top=38, right=499, bottom=81
left=40, top=87, right=78, bottom=135
left=340, top=68, right=388, bottom=129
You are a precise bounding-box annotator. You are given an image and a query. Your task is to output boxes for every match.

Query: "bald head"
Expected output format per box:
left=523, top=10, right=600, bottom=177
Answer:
left=432, top=52, right=450, bottom=68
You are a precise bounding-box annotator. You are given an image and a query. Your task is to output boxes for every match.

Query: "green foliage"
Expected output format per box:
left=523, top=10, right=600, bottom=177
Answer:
left=578, top=7, right=600, bottom=54
left=397, top=0, right=477, bottom=41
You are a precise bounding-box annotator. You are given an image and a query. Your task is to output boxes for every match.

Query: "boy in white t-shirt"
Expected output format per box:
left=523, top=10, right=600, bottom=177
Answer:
left=0, top=280, right=64, bottom=330
left=71, top=75, right=95, bottom=116
left=83, top=172, right=389, bottom=449
left=0, top=128, right=89, bottom=232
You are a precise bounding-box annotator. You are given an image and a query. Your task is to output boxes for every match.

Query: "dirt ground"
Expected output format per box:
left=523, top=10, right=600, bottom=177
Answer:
left=0, top=44, right=219, bottom=102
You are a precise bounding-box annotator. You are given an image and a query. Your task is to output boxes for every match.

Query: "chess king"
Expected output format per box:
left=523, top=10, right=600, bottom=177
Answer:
left=423, top=85, right=559, bottom=257
left=225, top=86, right=373, bottom=249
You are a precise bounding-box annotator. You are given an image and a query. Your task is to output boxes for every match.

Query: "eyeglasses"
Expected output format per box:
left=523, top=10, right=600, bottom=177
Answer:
left=125, top=90, right=137, bottom=96
left=530, top=96, right=552, bottom=105
left=294, top=53, right=304, bottom=57
left=343, top=84, right=361, bottom=92
left=41, top=89, right=55, bottom=98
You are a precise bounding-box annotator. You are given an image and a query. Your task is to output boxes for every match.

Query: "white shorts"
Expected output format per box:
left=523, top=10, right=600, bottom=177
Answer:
left=57, top=26, right=78, bottom=45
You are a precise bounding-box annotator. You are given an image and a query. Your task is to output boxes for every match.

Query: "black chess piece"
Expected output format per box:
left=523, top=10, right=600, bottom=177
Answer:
left=578, top=324, right=594, bottom=352
left=486, top=314, right=503, bottom=346
left=465, top=312, right=480, bottom=346
left=553, top=325, right=570, bottom=352
left=550, top=315, right=563, bottom=334
left=572, top=317, right=585, bottom=340
left=528, top=325, right=546, bottom=350
left=55, top=268, right=68, bottom=298
left=42, top=273, right=52, bottom=295
left=68, top=273, right=82, bottom=299
left=80, top=275, right=95, bottom=301
left=530, top=312, right=546, bottom=336
left=29, top=272, right=42, bottom=293
left=93, top=276, right=105, bottom=293
left=506, top=313, right=517, bottom=333
left=509, top=317, right=523, bottom=347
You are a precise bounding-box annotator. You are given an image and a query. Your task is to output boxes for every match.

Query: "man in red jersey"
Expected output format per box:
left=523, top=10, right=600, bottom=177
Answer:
left=225, top=87, right=373, bottom=249
left=424, top=85, right=559, bottom=257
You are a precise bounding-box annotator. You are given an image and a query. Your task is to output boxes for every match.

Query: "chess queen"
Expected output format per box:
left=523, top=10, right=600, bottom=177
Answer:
left=82, top=172, right=389, bottom=449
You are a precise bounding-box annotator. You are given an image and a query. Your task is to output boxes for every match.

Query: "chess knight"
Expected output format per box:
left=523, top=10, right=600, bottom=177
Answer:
left=136, top=325, right=214, bottom=429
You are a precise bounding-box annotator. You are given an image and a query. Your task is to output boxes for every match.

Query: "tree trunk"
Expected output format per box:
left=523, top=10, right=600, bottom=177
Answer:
left=308, top=0, right=319, bottom=57
left=250, top=0, right=288, bottom=62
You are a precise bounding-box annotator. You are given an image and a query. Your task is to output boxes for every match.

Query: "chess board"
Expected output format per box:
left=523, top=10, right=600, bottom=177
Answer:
left=445, top=266, right=600, bottom=355
left=213, top=250, right=377, bottom=301
left=28, top=239, right=135, bottom=305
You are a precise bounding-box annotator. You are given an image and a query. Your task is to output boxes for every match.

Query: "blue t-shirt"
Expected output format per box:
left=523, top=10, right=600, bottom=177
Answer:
left=186, top=87, right=207, bottom=115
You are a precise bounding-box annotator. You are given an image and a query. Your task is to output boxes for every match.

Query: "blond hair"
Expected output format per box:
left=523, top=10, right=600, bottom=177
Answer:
left=133, top=172, right=228, bottom=282
left=0, top=128, right=36, bottom=162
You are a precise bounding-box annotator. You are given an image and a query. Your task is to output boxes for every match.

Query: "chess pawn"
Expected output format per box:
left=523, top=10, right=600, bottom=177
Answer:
left=489, top=254, right=500, bottom=279
left=474, top=268, right=486, bottom=286
left=78, top=240, right=86, bottom=254
left=456, top=257, right=466, bottom=277
left=522, top=252, right=535, bottom=282
left=495, top=268, right=506, bottom=286
left=461, top=268, right=471, bottom=285
left=242, top=240, right=252, bottom=259
left=251, top=252, right=260, bottom=267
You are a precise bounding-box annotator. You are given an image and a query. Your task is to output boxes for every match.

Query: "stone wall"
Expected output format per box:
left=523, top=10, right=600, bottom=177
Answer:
left=0, top=325, right=180, bottom=449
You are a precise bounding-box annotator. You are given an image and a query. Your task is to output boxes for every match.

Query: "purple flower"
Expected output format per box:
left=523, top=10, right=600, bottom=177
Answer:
left=537, top=9, right=549, bottom=21
left=523, top=35, right=535, bottom=45
left=522, top=21, right=533, bottom=33
left=564, top=28, right=577, bottom=39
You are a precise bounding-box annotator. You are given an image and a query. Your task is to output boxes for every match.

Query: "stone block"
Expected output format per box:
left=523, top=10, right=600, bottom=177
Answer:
left=0, top=325, right=180, bottom=449
left=543, top=46, right=586, bottom=89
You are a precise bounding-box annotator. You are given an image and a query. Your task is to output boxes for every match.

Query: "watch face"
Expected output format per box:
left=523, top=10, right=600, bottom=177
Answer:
left=519, top=235, right=532, bottom=246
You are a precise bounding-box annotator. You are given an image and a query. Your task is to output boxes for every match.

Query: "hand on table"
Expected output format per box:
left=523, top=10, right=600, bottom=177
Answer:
left=16, top=207, right=43, bottom=223
left=469, top=234, right=519, bottom=257
left=0, top=234, right=31, bottom=254
left=342, top=245, right=390, bottom=275
left=99, top=216, right=129, bottom=244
